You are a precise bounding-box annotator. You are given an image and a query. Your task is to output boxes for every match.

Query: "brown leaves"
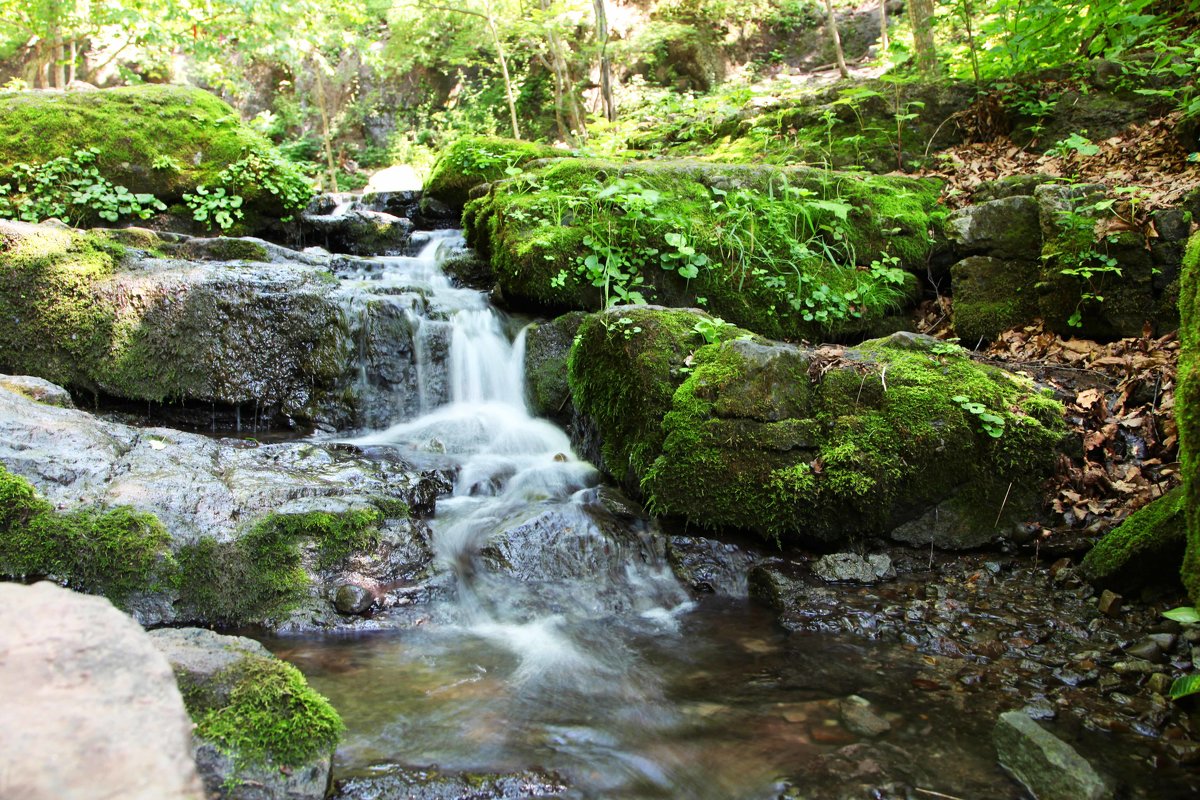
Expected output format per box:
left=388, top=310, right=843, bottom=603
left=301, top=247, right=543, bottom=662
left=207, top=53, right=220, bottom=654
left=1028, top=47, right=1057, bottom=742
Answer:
left=984, top=323, right=1179, bottom=532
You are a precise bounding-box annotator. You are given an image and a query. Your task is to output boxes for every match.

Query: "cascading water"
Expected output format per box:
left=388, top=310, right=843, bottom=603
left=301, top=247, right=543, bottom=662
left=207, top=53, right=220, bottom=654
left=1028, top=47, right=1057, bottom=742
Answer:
left=268, top=232, right=1044, bottom=799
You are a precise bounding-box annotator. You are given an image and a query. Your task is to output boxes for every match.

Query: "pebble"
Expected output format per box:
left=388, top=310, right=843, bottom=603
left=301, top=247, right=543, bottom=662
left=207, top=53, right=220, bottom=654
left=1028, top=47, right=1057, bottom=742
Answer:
left=1147, top=633, right=1177, bottom=652
left=1146, top=673, right=1173, bottom=696
left=1124, top=639, right=1165, bottom=664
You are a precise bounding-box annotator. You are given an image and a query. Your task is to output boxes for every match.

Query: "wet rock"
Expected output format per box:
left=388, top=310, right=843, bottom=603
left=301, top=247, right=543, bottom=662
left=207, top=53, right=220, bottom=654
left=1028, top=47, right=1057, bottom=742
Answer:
left=1124, top=638, right=1165, bottom=663
left=813, top=553, right=896, bottom=583
left=0, top=373, right=75, bottom=407
left=334, top=583, right=375, bottom=615
left=151, top=628, right=337, bottom=800
left=666, top=535, right=758, bottom=596
left=839, top=695, right=892, bottom=737
left=994, top=710, right=1112, bottom=800
left=0, top=583, right=204, bottom=799
left=301, top=207, right=413, bottom=256
left=1146, top=673, right=1173, bottom=695
left=332, top=764, right=567, bottom=799
left=1023, top=700, right=1058, bottom=721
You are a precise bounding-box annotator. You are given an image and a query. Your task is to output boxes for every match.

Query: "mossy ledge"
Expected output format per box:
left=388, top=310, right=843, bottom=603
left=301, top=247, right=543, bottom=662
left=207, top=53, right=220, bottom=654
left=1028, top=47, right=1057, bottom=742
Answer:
left=465, top=157, right=942, bottom=341
left=1, top=460, right=403, bottom=624
left=568, top=307, right=1067, bottom=546
left=0, top=464, right=174, bottom=606
left=1081, top=486, right=1186, bottom=592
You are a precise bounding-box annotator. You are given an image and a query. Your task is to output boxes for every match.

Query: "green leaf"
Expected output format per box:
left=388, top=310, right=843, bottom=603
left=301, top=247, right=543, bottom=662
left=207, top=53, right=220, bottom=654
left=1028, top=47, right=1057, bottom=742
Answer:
left=1170, top=674, right=1200, bottom=700
left=1163, top=606, right=1200, bottom=624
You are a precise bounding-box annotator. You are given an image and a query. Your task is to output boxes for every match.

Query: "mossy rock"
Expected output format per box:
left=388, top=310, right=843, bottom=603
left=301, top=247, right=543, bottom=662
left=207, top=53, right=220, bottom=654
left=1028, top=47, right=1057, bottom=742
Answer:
left=0, top=464, right=175, bottom=607
left=467, top=158, right=941, bottom=341
left=569, top=307, right=1067, bottom=546
left=0, top=85, right=310, bottom=228
left=1081, top=486, right=1186, bottom=592
left=425, top=136, right=562, bottom=209
left=951, top=256, right=1041, bottom=344
left=1180, top=230, right=1200, bottom=605
left=0, top=220, right=350, bottom=426
left=525, top=311, right=586, bottom=422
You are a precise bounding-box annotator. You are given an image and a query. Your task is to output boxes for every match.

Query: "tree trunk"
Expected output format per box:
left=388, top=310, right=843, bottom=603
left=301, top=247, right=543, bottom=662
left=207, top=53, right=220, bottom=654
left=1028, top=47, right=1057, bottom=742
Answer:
left=879, top=0, right=890, bottom=51
left=907, top=0, right=939, bottom=76
left=541, top=0, right=585, bottom=142
left=824, top=0, right=849, bottom=78
left=483, top=0, right=521, bottom=139
left=314, top=68, right=340, bottom=193
left=592, top=0, right=616, bottom=122
left=68, top=39, right=77, bottom=84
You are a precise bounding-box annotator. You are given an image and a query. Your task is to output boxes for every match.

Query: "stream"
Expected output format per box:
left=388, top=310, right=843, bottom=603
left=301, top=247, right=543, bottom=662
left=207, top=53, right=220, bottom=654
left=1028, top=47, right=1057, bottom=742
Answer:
left=255, top=232, right=1144, bottom=798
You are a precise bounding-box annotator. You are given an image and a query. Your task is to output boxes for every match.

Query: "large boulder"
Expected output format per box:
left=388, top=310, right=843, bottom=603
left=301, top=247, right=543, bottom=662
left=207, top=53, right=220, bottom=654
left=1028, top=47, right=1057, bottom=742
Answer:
left=425, top=136, right=562, bottom=209
left=0, top=381, right=440, bottom=628
left=946, top=195, right=1042, bottom=261
left=993, top=711, right=1111, bottom=800
left=465, top=159, right=938, bottom=341
left=0, top=85, right=311, bottom=231
left=0, top=582, right=204, bottom=799
left=950, top=256, right=1041, bottom=345
left=150, top=628, right=340, bottom=800
left=569, top=306, right=1067, bottom=547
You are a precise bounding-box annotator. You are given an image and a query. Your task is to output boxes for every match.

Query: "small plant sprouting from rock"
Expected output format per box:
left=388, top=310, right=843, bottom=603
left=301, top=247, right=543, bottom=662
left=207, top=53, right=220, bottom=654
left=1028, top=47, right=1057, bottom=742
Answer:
left=0, top=148, right=166, bottom=225
left=951, top=394, right=1006, bottom=438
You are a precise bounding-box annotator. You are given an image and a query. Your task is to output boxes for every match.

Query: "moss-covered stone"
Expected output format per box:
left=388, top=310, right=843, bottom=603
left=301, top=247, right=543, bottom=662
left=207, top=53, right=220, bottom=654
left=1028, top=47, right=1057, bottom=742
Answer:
left=468, top=158, right=941, bottom=341
left=1180, top=230, right=1200, bottom=604
left=0, top=464, right=175, bottom=605
left=0, top=220, right=350, bottom=425
left=569, top=308, right=1067, bottom=546
left=425, top=135, right=562, bottom=209
left=183, top=655, right=343, bottom=773
left=1081, top=486, right=1186, bottom=592
left=0, top=85, right=310, bottom=228
left=951, top=256, right=1041, bottom=344
left=525, top=311, right=586, bottom=421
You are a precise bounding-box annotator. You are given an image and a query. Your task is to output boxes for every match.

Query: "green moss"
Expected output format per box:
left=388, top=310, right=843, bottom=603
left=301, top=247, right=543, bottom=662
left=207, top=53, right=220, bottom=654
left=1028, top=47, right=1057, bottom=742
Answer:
left=425, top=135, right=562, bottom=208
left=1081, top=486, right=1186, bottom=591
left=570, top=310, right=1066, bottom=545
left=0, top=85, right=305, bottom=221
left=1181, top=231, right=1200, bottom=604
left=465, top=158, right=941, bottom=340
left=186, top=656, right=343, bottom=772
left=0, top=464, right=174, bottom=604
left=175, top=507, right=388, bottom=624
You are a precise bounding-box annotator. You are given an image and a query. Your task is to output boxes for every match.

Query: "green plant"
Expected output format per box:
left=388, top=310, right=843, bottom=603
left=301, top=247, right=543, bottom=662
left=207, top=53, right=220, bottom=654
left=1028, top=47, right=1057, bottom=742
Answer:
left=951, top=394, right=1006, bottom=438
left=1047, top=131, right=1100, bottom=159
left=1162, top=607, right=1200, bottom=699
left=693, top=316, right=733, bottom=345
left=1048, top=201, right=1124, bottom=327
left=183, top=185, right=244, bottom=231
left=151, top=154, right=182, bottom=171
left=0, top=147, right=165, bottom=224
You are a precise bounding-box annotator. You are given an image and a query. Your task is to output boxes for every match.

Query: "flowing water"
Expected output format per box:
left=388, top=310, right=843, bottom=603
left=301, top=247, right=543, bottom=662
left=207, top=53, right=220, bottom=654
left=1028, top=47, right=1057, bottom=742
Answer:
left=262, top=233, right=1032, bottom=798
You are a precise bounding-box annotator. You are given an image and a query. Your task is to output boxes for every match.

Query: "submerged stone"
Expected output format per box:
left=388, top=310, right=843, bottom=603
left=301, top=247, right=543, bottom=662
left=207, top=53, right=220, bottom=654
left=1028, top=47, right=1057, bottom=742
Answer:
left=812, top=553, right=896, bottom=583
left=993, top=710, right=1111, bottom=800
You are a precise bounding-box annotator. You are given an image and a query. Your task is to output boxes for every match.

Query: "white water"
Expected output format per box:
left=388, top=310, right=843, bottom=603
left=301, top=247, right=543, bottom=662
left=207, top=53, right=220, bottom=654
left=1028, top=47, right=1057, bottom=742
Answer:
left=343, top=231, right=691, bottom=691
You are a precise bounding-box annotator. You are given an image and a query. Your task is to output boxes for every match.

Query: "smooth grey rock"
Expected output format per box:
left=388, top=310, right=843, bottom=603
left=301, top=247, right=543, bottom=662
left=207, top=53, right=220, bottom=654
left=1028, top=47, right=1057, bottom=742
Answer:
left=334, top=583, right=375, bottom=615
left=812, top=553, right=895, bottom=583
left=301, top=208, right=413, bottom=256
left=994, top=710, right=1111, bottom=800
left=0, top=583, right=204, bottom=799
left=946, top=196, right=1042, bottom=260
left=0, top=373, right=74, bottom=407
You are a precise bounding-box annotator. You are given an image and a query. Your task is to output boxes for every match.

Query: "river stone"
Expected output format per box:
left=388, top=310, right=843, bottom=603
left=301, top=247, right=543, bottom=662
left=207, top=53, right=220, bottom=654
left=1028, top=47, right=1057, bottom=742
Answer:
left=301, top=207, right=413, bottom=256
left=946, top=195, right=1042, bottom=261
left=0, top=582, right=204, bottom=799
left=334, top=583, right=375, bottom=615
left=812, top=553, right=896, bottom=583
left=0, top=373, right=75, bottom=407
left=839, top=695, right=892, bottom=738
left=332, top=764, right=567, bottom=799
left=993, top=710, right=1112, bottom=800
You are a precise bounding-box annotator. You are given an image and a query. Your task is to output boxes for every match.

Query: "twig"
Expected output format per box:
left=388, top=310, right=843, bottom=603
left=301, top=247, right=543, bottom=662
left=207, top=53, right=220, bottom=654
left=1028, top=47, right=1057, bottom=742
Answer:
left=855, top=373, right=868, bottom=407
left=915, top=789, right=966, bottom=800
left=880, top=365, right=888, bottom=393
left=994, top=481, right=1013, bottom=528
